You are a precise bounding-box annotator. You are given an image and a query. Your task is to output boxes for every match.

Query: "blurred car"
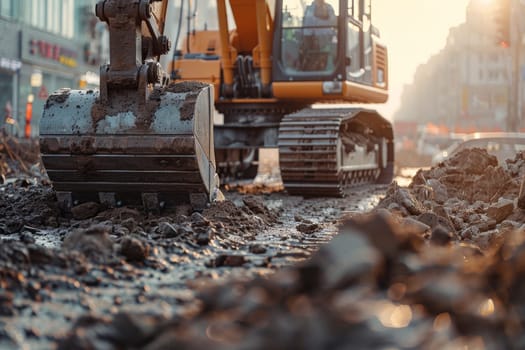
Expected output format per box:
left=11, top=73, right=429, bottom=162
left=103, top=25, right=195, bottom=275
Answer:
left=431, top=132, right=525, bottom=165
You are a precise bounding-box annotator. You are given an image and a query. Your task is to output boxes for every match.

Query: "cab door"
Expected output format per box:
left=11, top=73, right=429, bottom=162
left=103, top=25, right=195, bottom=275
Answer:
left=273, top=0, right=342, bottom=81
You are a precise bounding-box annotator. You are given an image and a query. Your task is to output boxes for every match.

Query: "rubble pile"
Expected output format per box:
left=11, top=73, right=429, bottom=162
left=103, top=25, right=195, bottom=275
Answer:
left=0, top=186, right=280, bottom=307
left=0, top=134, right=43, bottom=182
left=0, top=136, right=11, bottom=181
left=378, top=148, right=525, bottom=250
left=5, top=146, right=525, bottom=349
left=1, top=187, right=288, bottom=345
left=0, top=182, right=59, bottom=234
left=50, top=148, right=525, bottom=349
left=56, top=212, right=525, bottom=349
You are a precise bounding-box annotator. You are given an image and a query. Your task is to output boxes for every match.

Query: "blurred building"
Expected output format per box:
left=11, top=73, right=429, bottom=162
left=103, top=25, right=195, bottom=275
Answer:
left=394, top=0, right=513, bottom=133
left=0, top=0, right=106, bottom=137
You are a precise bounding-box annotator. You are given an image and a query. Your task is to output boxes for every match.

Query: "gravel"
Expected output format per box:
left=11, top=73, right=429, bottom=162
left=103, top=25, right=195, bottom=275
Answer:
left=4, top=140, right=525, bottom=349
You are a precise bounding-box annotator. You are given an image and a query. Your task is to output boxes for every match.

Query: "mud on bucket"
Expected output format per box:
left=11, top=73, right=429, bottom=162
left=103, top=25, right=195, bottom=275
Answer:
left=39, top=82, right=219, bottom=211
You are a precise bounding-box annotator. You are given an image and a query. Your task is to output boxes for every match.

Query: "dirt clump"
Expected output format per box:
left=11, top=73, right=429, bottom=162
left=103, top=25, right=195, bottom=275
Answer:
left=378, top=148, right=525, bottom=248
left=0, top=134, right=43, bottom=180
left=296, top=222, right=321, bottom=234
left=203, top=196, right=279, bottom=238
left=59, top=147, right=525, bottom=349
left=0, top=182, right=60, bottom=234
left=8, top=145, right=525, bottom=349
left=63, top=225, right=114, bottom=261
left=165, top=81, right=210, bottom=94
left=70, top=202, right=101, bottom=220
left=57, top=211, right=525, bottom=349
left=120, top=236, right=150, bottom=262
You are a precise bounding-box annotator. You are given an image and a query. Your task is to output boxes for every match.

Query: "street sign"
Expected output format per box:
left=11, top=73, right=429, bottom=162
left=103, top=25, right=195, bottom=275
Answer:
left=38, top=85, right=49, bottom=100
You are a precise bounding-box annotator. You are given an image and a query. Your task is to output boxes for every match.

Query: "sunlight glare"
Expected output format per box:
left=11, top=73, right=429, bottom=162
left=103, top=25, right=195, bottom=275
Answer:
left=478, top=0, right=492, bottom=5
left=478, top=298, right=495, bottom=317
left=376, top=302, right=412, bottom=328
left=372, top=0, right=470, bottom=119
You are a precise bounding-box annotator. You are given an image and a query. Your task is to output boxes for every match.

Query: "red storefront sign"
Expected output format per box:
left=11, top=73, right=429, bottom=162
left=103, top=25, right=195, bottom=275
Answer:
left=29, top=40, right=78, bottom=68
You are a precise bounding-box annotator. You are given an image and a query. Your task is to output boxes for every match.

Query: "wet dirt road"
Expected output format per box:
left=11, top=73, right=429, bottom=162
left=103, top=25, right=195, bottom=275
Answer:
left=0, top=149, right=394, bottom=349
left=6, top=144, right=525, bottom=349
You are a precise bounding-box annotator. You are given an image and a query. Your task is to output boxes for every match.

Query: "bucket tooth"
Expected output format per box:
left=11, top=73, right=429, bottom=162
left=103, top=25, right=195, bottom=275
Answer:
left=142, top=193, right=160, bottom=214
left=190, top=193, right=208, bottom=211
left=99, top=192, right=117, bottom=208
left=56, top=192, right=73, bottom=212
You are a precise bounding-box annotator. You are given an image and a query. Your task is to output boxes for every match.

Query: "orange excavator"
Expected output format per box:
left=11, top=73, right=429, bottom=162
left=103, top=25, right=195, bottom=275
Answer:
left=39, top=0, right=393, bottom=211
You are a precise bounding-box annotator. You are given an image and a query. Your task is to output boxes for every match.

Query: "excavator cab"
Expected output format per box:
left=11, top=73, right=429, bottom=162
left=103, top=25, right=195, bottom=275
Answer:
left=273, top=0, right=388, bottom=102
left=279, top=0, right=339, bottom=73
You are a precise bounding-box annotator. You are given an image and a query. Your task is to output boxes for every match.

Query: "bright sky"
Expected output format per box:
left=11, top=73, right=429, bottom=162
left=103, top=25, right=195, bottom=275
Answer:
left=372, top=0, right=470, bottom=120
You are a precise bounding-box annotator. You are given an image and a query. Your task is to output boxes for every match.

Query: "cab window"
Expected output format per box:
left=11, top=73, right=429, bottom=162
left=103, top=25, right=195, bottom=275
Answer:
left=280, top=0, right=339, bottom=74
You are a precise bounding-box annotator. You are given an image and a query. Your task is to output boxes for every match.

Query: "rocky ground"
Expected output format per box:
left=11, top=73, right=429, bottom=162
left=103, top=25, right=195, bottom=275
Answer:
left=0, top=145, right=385, bottom=349
left=3, top=140, right=525, bottom=349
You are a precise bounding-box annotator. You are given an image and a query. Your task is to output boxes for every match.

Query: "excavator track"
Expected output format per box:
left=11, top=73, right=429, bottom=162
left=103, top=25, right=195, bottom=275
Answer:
left=278, top=108, right=393, bottom=197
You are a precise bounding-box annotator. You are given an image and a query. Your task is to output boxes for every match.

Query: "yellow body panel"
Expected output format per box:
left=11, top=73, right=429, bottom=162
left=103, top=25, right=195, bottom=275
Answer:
left=219, top=98, right=279, bottom=104
left=228, top=0, right=260, bottom=53
left=172, top=59, right=221, bottom=100
left=372, top=42, right=389, bottom=90
left=180, top=31, right=222, bottom=56
left=272, top=81, right=388, bottom=104
left=169, top=0, right=389, bottom=105
left=344, top=81, right=388, bottom=103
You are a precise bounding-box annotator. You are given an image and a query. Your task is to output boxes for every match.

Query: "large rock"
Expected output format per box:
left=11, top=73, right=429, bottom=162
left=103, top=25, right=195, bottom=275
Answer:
left=304, top=226, right=380, bottom=289
left=430, top=225, right=455, bottom=246
left=416, top=212, right=456, bottom=235
left=399, top=216, right=431, bottom=236
left=63, top=225, right=114, bottom=260
left=427, top=178, right=448, bottom=204
left=445, top=148, right=498, bottom=174
left=120, top=236, right=150, bottom=262
left=486, top=199, right=515, bottom=224
left=71, top=202, right=100, bottom=220
left=518, top=178, right=525, bottom=209
left=378, top=182, right=425, bottom=216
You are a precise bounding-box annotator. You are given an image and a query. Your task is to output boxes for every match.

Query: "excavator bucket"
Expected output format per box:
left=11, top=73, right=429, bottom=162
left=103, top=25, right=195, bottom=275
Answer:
left=40, top=83, right=219, bottom=211
left=39, top=0, right=219, bottom=211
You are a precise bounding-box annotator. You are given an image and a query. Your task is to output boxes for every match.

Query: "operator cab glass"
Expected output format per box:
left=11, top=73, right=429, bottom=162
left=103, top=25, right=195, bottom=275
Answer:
left=279, top=0, right=339, bottom=75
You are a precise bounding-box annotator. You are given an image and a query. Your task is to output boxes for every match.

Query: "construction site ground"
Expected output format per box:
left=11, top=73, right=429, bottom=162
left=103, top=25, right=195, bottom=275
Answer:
left=2, top=138, right=525, bottom=349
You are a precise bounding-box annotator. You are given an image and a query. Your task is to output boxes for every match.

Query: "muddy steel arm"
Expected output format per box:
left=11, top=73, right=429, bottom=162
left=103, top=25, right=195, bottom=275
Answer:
left=95, top=0, right=171, bottom=103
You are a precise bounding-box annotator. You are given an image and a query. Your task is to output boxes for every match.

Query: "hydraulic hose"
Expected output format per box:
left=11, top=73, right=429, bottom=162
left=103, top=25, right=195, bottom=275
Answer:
left=172, top=0, right=184, bottom=61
